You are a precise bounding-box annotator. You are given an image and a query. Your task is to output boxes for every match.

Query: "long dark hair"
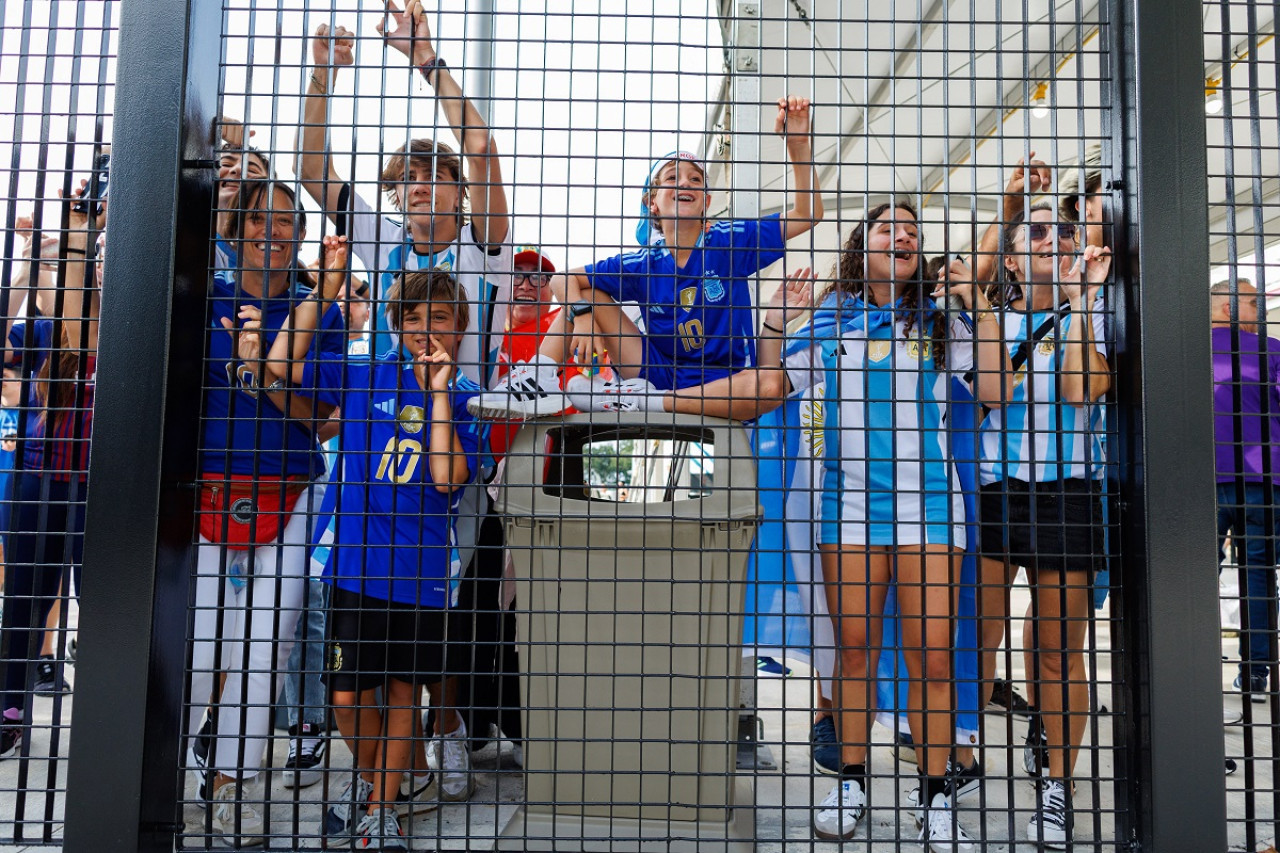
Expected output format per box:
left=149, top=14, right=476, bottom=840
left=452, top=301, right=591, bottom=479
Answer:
left=824, top=200, right=947, bottom=368
left=988, top=202, right=1055, bottom=308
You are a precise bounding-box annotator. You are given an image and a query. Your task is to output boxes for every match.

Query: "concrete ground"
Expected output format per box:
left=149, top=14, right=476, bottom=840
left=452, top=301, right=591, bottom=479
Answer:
left=0, top=587, right=1271, bottom=851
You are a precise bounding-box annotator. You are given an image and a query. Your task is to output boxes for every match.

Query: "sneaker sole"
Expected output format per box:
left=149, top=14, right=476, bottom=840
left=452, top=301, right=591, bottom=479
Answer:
left=1026, top=824, right=1070, bottom=850
left=813, top=819, right=860, bottom=841
left=438, top=779, right=475, bottom=802
left=467, top=393, right=568, bottom=420
left=396, top=780, right=443, bottom=817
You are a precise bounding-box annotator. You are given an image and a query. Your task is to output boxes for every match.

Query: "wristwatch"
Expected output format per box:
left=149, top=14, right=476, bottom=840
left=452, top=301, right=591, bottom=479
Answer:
left=265, top=378, right=286, bottom=393
left=569, top=300, right=594, bottom=319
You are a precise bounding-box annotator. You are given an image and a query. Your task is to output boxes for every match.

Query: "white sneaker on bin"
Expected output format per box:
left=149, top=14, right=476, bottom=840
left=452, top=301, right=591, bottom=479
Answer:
left=566, top=374, right=665, bottom=413
left=468, top=355, right=568, bottom=419
left=812, top=779, right=865, bottom=840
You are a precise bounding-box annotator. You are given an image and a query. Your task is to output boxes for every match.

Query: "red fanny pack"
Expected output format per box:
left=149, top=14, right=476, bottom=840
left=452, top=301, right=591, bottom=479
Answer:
left=197, top=474, right=308, bottom=550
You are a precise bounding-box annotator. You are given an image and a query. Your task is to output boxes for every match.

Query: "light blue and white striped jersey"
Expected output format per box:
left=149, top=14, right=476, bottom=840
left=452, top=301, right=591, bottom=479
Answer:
left=786, top=309, right=974, bottom=547
left=346, top=190, right=512, bottom=389
left=978, top=304, right=1107, bottom=485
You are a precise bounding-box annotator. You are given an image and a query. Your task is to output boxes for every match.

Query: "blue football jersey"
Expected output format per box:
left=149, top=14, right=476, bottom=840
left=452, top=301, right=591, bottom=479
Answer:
left=302, top=350, right=483, bottom=608
left=584, top=214, right=786, bottom=390
left=200, top=268, right=347, bottom=479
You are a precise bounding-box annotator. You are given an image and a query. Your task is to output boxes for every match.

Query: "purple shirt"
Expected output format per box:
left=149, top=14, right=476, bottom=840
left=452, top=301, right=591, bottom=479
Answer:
left=1213, top=325, right=1280, bottom=482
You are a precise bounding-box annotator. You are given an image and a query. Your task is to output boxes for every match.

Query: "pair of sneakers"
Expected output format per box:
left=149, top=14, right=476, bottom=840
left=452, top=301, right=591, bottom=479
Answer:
left=813, top=779, right=976, bottom=851
left=468, top=355, right=664, bottom=419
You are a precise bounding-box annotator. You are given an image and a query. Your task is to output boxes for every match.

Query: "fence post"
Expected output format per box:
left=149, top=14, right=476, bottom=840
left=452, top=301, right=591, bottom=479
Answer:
left=62, top=0, right=219, bottom=850
left=1111, top=0, right=1227, bottom=849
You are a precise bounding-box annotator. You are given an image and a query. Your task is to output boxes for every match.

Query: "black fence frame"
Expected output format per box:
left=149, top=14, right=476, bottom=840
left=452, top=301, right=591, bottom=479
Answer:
left=59, top=0, right=1225, bottom=850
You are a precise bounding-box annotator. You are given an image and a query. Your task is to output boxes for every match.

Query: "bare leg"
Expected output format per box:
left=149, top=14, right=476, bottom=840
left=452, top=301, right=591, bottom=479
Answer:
left=332, top=687, right=382, bottom=785
left=895, top=544, right=962, bottom=778
left=1026, top=569, right=1091, bottom=781
left=372, top=679, right=417, bottom=813
left=822, top=544, right=892, bottom=768
left=956, top=556, right=1013, bottom=768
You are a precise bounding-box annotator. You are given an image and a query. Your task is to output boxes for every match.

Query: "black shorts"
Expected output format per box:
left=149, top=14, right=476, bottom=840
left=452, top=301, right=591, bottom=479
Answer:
left=324, top=586, right=466, bottom=693
left=978, top=478, right=1106, bottom=574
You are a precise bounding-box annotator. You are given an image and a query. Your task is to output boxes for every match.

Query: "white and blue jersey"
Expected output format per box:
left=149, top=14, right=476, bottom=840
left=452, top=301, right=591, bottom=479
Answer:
left=200, top=268, right=347, bottom=479
left=301, top=349, right=484, bottom=608
left=345, top=190, right=512, bottom=388
left=584, top=214, right=787, bottom=391
left=979, top=303, right=1107, bottom=485
left=786, top=300, right=974, bottom=547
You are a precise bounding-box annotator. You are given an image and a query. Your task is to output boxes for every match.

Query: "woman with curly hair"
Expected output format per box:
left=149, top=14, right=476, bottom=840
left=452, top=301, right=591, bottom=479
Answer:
left=788, top=201, right=1010, bottom=850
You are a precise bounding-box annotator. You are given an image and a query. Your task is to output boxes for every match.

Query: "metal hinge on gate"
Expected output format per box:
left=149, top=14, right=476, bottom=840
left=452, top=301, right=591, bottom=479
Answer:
left=734, top=2, right=759, bottom=72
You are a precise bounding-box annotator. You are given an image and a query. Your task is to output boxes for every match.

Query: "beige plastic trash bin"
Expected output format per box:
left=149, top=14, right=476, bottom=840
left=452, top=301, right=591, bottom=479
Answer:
left=495, top=412, right=760, bottom=852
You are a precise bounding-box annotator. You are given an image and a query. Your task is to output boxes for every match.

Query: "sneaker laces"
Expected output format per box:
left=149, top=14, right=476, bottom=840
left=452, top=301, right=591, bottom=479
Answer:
left=817, top=780, right=864, bottom=819
left=1037, top=779, right=1069, bottom=829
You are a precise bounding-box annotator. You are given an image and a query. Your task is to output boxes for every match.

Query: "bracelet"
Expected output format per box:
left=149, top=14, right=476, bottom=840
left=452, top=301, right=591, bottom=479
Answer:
left=762, top=321, right=785, bottom=334
left=309, top=72, right=327, bottom=94
left=972, top=310, right=995, bottom=325
left=418, top=56, right=447, bottom=85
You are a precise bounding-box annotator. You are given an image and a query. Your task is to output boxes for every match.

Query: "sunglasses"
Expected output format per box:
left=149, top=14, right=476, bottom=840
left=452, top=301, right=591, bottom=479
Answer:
left=1026, top=223, right=1077, bottom=242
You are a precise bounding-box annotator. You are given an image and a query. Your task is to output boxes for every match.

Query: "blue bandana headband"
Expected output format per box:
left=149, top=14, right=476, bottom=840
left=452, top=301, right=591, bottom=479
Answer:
left=635, top=150, right=706, bottom=245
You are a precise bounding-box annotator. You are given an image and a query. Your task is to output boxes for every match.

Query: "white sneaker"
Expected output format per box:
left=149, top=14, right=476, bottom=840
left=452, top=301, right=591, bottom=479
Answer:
left=211, top=781, right=264, bottom=848
left=566, top=374, right=665, bottom=413
left=395, top=772, right=441, bottom=817
left=439, top=720, right=475, bottom=801
left=918, top=791, right=974, bottom=852
left=511, top=743, right=524, bottom=768
left=425, top=734, right=442, bottom=772
left=321, top=774, right=373, bottom=845
left=469, top=355, right=568, bottom=419
left=1026, top=778, right=1072, bottom=849
left=353, top=806, right=408, bottom=851
left=812, top=779, right=865, bottom=840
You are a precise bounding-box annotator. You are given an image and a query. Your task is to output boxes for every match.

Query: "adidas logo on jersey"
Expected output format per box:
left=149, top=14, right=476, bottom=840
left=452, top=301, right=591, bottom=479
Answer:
left=374, top=399, right=398, bottom=417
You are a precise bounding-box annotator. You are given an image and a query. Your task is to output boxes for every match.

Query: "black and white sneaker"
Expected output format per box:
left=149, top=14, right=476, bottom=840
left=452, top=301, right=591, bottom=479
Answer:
left=33, top=656, right=70, bottom=695
left=1026, top=777, right=1072, bottom=849
left=1023, top=718, right=1048, bottom=778
left=0, top=724, right=22, bottom=760
left=283, top=722, right=326, bottom=789
left=566, top=374, right=664, bottom=413
left=468, top=355, right=568, bottom=419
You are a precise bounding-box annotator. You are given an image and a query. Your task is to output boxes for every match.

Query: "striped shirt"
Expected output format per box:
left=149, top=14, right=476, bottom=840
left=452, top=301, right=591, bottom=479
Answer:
left=6, top=319, right=94, bottom=482
left=978, top=306, right=1107, bottom=485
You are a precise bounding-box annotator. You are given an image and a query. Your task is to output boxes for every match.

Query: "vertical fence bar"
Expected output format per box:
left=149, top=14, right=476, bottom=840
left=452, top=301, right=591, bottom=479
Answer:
left=1112, top=0, right=1226, bottom=849
left=62, top=0, right=220, bottom=851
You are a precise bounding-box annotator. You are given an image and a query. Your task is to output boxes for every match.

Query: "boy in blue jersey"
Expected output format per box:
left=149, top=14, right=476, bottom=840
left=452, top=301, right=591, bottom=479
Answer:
left=471, top=96, right=823, bottom=420
left=264, top=238, right=484, bottom=850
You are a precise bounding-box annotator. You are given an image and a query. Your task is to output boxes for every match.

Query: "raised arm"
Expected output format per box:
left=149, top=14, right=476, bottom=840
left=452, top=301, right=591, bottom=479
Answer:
left=422, top=335, right=472, bottom=492
left=971, top=155, right=1051, bottom=283
left=297, top=22, right=355, bottom=218
left=264, top=236, right=349, bottom=386
left=934, top=257, right=1014, bottom=408
left=776, top=96, right=824, bottom=241
left=1060, top=245, right=1113, bottom=405
left=378, top=0, right=510, bottom=246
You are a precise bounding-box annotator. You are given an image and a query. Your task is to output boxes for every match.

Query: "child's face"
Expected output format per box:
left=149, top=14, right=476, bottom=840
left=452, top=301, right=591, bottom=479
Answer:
left=648, top=160, right=709, bottom=225
left=399, top=302, right=461, bottom=359
left=393, top=158, right=461, bottom=233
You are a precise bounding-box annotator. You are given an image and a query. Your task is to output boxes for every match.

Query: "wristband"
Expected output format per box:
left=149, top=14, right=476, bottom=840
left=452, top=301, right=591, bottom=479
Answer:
left=64, top=248, right=86, bottom=255
left=418, top=56, right=447, bottom=84
left=762, top=321, right=785, bottom=334
left=309, top=72, right=327, bottom=93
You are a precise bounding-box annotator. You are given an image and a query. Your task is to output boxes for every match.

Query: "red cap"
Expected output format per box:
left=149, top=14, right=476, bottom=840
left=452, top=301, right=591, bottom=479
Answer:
left=513, top=245, right=556, bottom=274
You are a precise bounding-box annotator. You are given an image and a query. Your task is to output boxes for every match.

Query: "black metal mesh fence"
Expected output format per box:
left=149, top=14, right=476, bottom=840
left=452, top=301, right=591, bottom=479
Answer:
left=1206, top=2, right=1280, bottom=849
left=0, top=0, right=1249, bottom=851
left=0, top=0, right=116, bottom=844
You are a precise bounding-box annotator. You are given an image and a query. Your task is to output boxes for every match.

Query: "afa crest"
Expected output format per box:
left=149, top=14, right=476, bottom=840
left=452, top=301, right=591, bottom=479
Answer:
left=867, top=340, right=892, bottom=363
left=906, top=340, right=933, bottom=361
left=703, top=276, right=725, bottom=302
left=398, top=405, right=426, bottom=435
left=1037, top=337, right=1056, bottom=356
left=434, top=258, right=454, bottom=272
left=328, top=642, right=344, bottom=673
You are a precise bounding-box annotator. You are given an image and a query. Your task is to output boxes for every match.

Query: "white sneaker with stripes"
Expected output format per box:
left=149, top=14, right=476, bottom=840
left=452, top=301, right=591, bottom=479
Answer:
left=468, top=355, right=568, bottom=419
left=566, top=374, right=665, bottom=413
